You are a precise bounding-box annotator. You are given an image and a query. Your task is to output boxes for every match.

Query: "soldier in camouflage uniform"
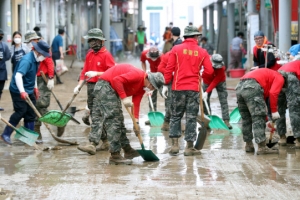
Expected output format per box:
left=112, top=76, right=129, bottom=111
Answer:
left=162, top=26, right=214, bottom=156
left=236, top=68, right=284, bottom=154
left=73, top=28, right=115, bottom=151
left=277, top=59, right=300, bottom=147
left=78, top=64, right=164, bottom=165
left=202, top=54, right=232, bottom=129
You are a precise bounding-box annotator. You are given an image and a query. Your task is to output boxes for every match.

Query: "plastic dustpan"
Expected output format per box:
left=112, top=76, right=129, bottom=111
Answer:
left=14, top=126, right=39, bottom=146
left=229, top=107, right=241, bottom=123
left=39, top=110, right=72, bottom=127
left=208, top=115, right=229, bottom=130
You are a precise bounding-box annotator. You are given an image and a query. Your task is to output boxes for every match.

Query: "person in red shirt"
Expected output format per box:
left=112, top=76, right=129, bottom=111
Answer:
left=162, top=26, right=214, bottom=156
left=277, top=59, right=300, bottom=147
left=236, top=68, right=284, bottom=155
left=77, top=64, right=165, bottom=165
left=73, top=28, right=115, bottom=151
left=202, top=54, right=232, bottom=129
left=140, top=46, right=163, bottom=125
left=34, top=50, right=55, bottom=144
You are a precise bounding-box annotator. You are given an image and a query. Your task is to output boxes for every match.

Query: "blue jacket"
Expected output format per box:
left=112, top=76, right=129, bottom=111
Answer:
left=0, top=41, right=12, bottom=80
left=9, top=52, right=39, bottom=94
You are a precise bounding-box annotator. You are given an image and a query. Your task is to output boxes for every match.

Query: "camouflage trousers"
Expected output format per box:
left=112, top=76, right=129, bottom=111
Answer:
left=88, top=82, right=108, bottom=140
left=203, top=81, right=230, bottom=120
left=148, top=89, right=158, bottom=111
left=236, top=79, right=266, bottom=143
left=35, top=76, right=51, bottom=126
left=164, top=82, right=172, bottom=123
left=169, top=90, right=199, bottom=142
left=90, top=80, right=129, bottom=152
left=277, top=72, right=300, bottom=138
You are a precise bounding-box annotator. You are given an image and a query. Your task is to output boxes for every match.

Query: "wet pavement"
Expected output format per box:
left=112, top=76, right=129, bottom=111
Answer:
left=1, top=56, right=300, bottom=199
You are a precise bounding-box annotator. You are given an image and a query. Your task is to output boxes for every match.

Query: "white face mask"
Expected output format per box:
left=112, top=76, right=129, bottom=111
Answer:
left=14, top=38, right=22, bottom=44
left=27, top=42, right=33, bottom=50
left=38, top=55, right=45, bottom=62
left=143, top=87, right=151, bottom=92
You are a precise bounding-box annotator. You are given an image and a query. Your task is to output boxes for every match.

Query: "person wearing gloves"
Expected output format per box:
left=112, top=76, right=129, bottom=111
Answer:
left=236, top=68, right=284, bottom=154
left=157, top=26, right=182, bottom=131
left=140, top=46, right=163, bottom=125
left=0, top=40, right=50, bottom=145
left=162, top=26, right=214, bottom=156
left=10, top=31, right=30, bottom=73
left=77, top=64, right=165, bottom=165
left=277, top=59, right=300, bottom=147
left=34, top=48, right=55, bottom=143
left=202, top=54, right=232, bottom=129
left=74, top=28, right=115, bottom=151
left=0, top=29, right=11, bottom=112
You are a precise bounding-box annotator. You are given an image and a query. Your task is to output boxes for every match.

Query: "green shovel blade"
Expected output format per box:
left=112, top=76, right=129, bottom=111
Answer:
left=14, top=126, right=39, bottom=146
left=148, top=111, right=165, bottom=127
left=39, top=110, right=72, bottom=127
left=229, top=107, right=241, bottom=123
left=208, top=115, right=229, bottom=130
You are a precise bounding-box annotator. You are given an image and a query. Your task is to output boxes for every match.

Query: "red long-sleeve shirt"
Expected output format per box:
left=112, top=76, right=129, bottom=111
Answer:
left=278, top=60, right=300, bottom=79
left=241, top=68, right=284, bottom=113
left=80, top=47, right=115, bottom=83
left=140, top=50, right=162, bottom=72
left=202, top=66, right=226, bottom=93
left=100, top=64, right=146, bottom=118
left=157, top=51, right=170, bottom=75
left=164, top=38, right=214, bottom=91
left=37, top=57, right=54, bottom=78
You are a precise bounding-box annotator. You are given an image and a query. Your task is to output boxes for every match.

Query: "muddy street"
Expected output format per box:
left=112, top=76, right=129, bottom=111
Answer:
left=0, top=57, right=300, bottom=199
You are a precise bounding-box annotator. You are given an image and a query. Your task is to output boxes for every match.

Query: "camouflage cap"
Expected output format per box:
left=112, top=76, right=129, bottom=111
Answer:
left=147, top=72, right=165, bottom=90
left=183, top=26, right=201, bottom=37
left=83, top=28, right=106, bottom=41
left=211, top=54, right=224, bottom=69
left=24, top=30, right=40, bottom=43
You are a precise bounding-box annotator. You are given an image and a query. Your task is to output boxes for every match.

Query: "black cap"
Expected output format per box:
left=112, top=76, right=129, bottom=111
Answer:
left=171, top=27, right=180, bottom=36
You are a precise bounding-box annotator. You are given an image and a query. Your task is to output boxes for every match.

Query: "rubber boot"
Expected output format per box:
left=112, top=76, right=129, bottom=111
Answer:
left=161, top=121, right=170, bottom=131
left=184, top=141, right=201, bottom=156
left=34, top=125, right=43, bottom=144
left=77, top=142, right=97, bottom=155
left=109, top=152, right=132, bottom=165
left=257, top=140, right=278, bottom=155
left=224, top=120, right=232, bottom=129
left=145, top=120, right=150, bottom=126
left=278, top=135, right=287, bottom=146
left=24, top=122, right=34, bottom=131
left=57, top=126, right=66, bottom=137
left=1, top=125, right=14, bottom=145
left=56, top=75, right=63, bottom=84
left=169, top=138, right=179, bottom=154
left=123, top=144, right=140, bottom=159
left=82, top=110, right=90, bottom=126
left=96, top=139, right=110, bottom=151
left=245, top=141, right=255, bottom=152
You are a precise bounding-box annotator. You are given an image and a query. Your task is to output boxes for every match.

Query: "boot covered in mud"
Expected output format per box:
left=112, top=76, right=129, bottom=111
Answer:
left=96, top=139, right=110, bottom=151
left=57, top=126, right=66, bottom=137
left=34, top=125, right=43, bottom=144
left=169, top=138, right=179, bottom=154
left=145, top=120, right=150, bottom=126
left=184, top=141, right=201, bottom=156
left=257, top=140, right=278, bottom=155
left=82, top=110, right=90, bottom=126
left=278, top=134, right=287, bottom=146
left=161, top=121, right=170, bottom=131
left=109, top=152, right=132, bottom=165
left=223, top=120, right=232, bottom=129
left=77, top=142, right=97, bottom=155
left=122, top=144, right=140, bottom=159
left=245, top=141, right=254, bottom=152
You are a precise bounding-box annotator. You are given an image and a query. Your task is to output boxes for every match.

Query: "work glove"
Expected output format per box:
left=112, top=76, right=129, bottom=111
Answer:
left=47, top=79, right=54, bottom=90
left=162, top=85, right=168, bottom=99
left=85, top=71, right=98, bottom=78
left=202, top=91, right=208, bottom=101
left=146, top=90, right=153, bottom=96
left=20, top=92, right=28, bottom=100
left=34, top=88, right=40, bottom=100
left=271, top=112, right=280, bottom=120
left=122, top=97, right=133, bottom=108
left=133, top=122, right=140, bottom=136
left=74, top=85, right=80, bottom=94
